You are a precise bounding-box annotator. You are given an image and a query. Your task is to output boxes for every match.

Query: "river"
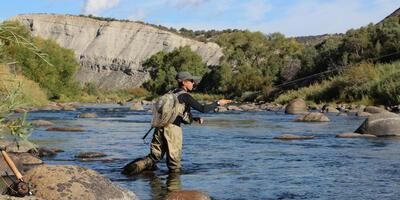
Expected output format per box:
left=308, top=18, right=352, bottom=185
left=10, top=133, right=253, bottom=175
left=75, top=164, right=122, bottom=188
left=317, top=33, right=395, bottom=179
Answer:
left=27, top=104, right=400, bottom=200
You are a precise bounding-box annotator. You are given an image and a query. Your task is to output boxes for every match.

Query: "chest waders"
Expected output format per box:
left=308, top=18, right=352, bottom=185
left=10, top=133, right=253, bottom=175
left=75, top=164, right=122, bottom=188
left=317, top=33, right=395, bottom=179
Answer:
left=123, top=90, right=190, bottom=175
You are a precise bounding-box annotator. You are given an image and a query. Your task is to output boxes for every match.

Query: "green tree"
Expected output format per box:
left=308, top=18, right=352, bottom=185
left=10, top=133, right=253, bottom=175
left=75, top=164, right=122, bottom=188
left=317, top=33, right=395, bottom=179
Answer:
left=143, top=46, right=207, bottom=94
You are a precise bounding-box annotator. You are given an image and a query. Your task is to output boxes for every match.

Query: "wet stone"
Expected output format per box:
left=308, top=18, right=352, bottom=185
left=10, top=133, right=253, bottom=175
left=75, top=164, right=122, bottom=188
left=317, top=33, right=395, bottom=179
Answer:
left=75, top=152, right=107, bottom=159
left=46, top=127, right=84, bottom=132
left=274, top=134, right=315, bottom=140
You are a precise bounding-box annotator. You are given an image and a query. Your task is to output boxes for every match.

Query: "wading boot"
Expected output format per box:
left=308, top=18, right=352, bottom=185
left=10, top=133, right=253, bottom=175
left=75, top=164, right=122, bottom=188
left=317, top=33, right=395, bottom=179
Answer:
left=122, top=157, right=156, bottom=176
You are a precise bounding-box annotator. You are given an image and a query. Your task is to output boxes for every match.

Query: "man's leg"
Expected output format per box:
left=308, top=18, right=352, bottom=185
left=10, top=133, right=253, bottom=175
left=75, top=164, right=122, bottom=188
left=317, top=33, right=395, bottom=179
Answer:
left=122, top=128, right=165, bottom=175
left=163, top=124, right=183, bottom=173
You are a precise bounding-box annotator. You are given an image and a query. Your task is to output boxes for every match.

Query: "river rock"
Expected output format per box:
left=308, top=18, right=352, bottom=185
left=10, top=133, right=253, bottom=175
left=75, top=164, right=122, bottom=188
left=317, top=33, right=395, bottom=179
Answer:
left=75, top=152, right=107, bottom=158
left=285, top=98, right=307, bottom=114
left=239, top=104, right=256, bottom=111
left=24, top=165, right=137, bottom=200
left=273, top=134, right=314, bottom=140
left=356, top=111, right=372, bottom=117
left=294, top=112, right=330, bottom=122
left=31, top=120, right=54, bottom=126
left=14, top=108, right=28, bottom=113
left=17, top=153, right=43, bottom=165
left=130, top=102, right=144, bottom=111
left=336, top=132, right=377, bottom=138
left=77, top=112, right=98, bottom=118
left=227, top=105, right=242, bottom=111
left=166, top=190, right=211, bottom=200
left=46, top=127, right=84, bottom=132
left=364, top=106, right=388, bottom=114
left=215, top=106, right=227, bottom=112
left=3, top=141, right=37, bottom=153
left=355, top=112, right=400, bottom=136
left=324, top=106, right=340, bottom=113
left=29, top=147, right=58, bottom=157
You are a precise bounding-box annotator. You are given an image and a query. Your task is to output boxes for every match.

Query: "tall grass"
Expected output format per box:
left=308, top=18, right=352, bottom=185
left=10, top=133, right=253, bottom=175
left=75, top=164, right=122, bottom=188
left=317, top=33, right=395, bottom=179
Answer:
left=275, top=61, right=400, bottom=105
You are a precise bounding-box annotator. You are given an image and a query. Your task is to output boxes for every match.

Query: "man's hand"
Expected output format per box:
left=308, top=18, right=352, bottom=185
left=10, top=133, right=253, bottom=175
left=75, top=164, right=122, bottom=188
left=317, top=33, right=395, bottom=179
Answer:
left=217, top=99, right=233, bottom=106
left=193, top=117, right=204, bottom=124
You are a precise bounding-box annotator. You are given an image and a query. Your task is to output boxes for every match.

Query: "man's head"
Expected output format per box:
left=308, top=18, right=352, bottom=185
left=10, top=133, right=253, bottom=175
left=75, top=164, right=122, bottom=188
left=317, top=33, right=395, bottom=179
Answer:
left=176, top=71, right=200, bottom=91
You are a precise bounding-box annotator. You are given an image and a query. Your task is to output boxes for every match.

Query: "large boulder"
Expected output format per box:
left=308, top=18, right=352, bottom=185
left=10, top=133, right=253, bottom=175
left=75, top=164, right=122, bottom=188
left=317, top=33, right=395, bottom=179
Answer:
left=294, top=112, right=330, bottom=122
left=25, top=165, right=137, bottom=200
left=364, top=106, right=388, bottom=114
left=355, top=112, right=400, bottom=136
left=285, top=98, right=307, bottom=114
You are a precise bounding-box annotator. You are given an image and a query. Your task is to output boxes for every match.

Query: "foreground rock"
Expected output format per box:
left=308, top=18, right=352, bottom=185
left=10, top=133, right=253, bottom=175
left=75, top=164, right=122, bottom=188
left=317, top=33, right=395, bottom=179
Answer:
left=285, top=98, right=307, bottom=114
left=0, top=195, right=45, bottom=199
left=336, top=132, right=377, bottom=138
left=294, top=112, right=330, bottom=122
left=274, top=134, right=314, bottom=140
left=25, top=165, right=137, bottom=200
left=355, top=112, right=400, bottom=136
left=166, top=190, right=211, bottom=200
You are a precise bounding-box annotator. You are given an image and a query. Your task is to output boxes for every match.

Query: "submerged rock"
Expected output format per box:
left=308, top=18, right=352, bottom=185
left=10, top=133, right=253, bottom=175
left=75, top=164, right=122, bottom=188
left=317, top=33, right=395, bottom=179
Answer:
left=285, top=98, right=307, bottom=114
left=273, top=134, right=314, bottom=140
left=25, top=165, right=138, bottom=200
left=166, top=190, right=211, bottom=200
left=77, top=112, right=98, bottom=118
left=75, top=152, right=107, bottom=159
left=336, top=132, right=377, bottom=138
left=46, top=127, right=84, bottom=132
left=294, top=112, right=330, bottom=122
left=355, top=112, right=400, bottom=136
left=31, top=120, right=54, bottom=126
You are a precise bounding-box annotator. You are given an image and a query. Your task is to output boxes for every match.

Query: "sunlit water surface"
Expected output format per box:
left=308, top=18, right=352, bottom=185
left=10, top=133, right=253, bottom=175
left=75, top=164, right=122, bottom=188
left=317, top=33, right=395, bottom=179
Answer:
left=27, top=104, right=400, bottom=200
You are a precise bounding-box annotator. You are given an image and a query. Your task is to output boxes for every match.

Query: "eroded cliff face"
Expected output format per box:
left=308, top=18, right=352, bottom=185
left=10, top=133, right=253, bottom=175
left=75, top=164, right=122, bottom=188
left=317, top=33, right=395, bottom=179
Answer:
left=11, top=14, right=223, bottom=90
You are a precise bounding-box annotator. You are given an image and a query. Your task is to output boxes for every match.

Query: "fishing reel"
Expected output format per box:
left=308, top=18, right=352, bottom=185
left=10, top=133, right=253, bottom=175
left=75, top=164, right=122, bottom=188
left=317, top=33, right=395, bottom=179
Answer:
left=7, top=179, right=31, bottom=197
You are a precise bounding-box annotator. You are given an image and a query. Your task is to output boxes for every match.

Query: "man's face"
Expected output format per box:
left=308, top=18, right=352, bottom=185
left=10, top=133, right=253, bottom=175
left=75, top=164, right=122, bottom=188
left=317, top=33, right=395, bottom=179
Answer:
left=183, top=79, right=194, bottom=91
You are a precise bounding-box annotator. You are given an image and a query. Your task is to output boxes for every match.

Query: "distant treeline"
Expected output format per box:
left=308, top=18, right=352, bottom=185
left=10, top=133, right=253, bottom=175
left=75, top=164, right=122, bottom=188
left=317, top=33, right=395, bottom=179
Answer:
left=143, top=15, right=400, bottom=105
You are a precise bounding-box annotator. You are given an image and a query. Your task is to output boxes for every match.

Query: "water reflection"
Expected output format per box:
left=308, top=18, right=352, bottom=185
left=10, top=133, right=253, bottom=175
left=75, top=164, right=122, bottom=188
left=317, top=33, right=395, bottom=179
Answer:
left=139, top=172, right=182, bottom=200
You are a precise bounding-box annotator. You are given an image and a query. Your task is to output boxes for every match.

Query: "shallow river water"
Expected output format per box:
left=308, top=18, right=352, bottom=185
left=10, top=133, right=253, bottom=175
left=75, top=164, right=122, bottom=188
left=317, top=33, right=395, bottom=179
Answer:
left=27, top=104, right=400, bottom=200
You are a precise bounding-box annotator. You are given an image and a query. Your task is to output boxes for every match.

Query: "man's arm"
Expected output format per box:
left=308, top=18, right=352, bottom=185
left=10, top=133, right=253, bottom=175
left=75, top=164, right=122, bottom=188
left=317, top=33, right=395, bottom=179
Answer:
left=179, top=93, right=218, bottom=113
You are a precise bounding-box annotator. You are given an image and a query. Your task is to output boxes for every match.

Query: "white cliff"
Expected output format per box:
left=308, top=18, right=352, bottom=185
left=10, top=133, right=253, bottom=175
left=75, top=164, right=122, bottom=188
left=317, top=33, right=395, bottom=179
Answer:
left=11, top=14, right=223, bottom=90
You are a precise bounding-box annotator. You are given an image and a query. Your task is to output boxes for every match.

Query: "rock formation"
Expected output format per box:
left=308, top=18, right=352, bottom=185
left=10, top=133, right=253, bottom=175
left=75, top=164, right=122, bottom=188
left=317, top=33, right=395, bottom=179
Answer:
left=10, top=14, right=223, bottom=90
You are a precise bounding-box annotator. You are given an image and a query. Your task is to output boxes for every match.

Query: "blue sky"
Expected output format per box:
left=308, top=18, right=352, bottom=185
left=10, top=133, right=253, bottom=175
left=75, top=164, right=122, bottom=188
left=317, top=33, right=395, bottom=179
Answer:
left=1, top=0, right=398, bottom=36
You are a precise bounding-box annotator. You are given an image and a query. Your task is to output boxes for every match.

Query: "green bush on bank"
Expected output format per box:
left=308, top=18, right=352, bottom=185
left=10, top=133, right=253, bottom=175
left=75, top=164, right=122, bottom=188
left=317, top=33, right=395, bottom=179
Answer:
left=1, top=21, right=80, bottom=100
left=275, top=61, right=400, bottom=105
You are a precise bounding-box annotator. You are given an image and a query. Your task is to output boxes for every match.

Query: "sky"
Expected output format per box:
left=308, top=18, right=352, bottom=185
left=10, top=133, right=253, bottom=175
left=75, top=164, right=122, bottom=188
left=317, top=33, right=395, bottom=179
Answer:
left=0, top=0, right=398, bottom=37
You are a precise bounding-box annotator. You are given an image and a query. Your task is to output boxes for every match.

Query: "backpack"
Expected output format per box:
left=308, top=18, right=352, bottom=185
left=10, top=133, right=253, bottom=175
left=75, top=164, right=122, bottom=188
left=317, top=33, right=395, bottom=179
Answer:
left=151, top=90, right=187, bottom=128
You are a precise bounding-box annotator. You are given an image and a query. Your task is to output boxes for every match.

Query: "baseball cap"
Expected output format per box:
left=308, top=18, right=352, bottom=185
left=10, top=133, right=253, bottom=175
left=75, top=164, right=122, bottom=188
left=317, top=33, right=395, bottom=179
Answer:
left=176, top=71, right=201, bottom=84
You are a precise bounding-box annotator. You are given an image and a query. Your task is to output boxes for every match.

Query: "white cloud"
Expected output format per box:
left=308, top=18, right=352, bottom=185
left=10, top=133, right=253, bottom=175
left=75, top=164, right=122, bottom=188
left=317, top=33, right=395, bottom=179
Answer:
left=83, top=0, right=120, bottom=15
left=244, top=0, right=272, bottom=21
left=254, top=0, right=399, bottom=36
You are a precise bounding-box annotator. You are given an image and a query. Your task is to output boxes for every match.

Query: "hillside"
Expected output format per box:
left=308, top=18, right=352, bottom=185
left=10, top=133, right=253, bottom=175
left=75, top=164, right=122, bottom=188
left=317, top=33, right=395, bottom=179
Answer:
left=10, top=14, right=223, bottom=90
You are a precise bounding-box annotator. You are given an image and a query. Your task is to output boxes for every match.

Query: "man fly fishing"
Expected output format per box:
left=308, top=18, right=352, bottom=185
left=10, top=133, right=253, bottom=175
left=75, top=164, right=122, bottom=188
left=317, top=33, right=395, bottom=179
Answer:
left=122, top=71, right=231, bottom=175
